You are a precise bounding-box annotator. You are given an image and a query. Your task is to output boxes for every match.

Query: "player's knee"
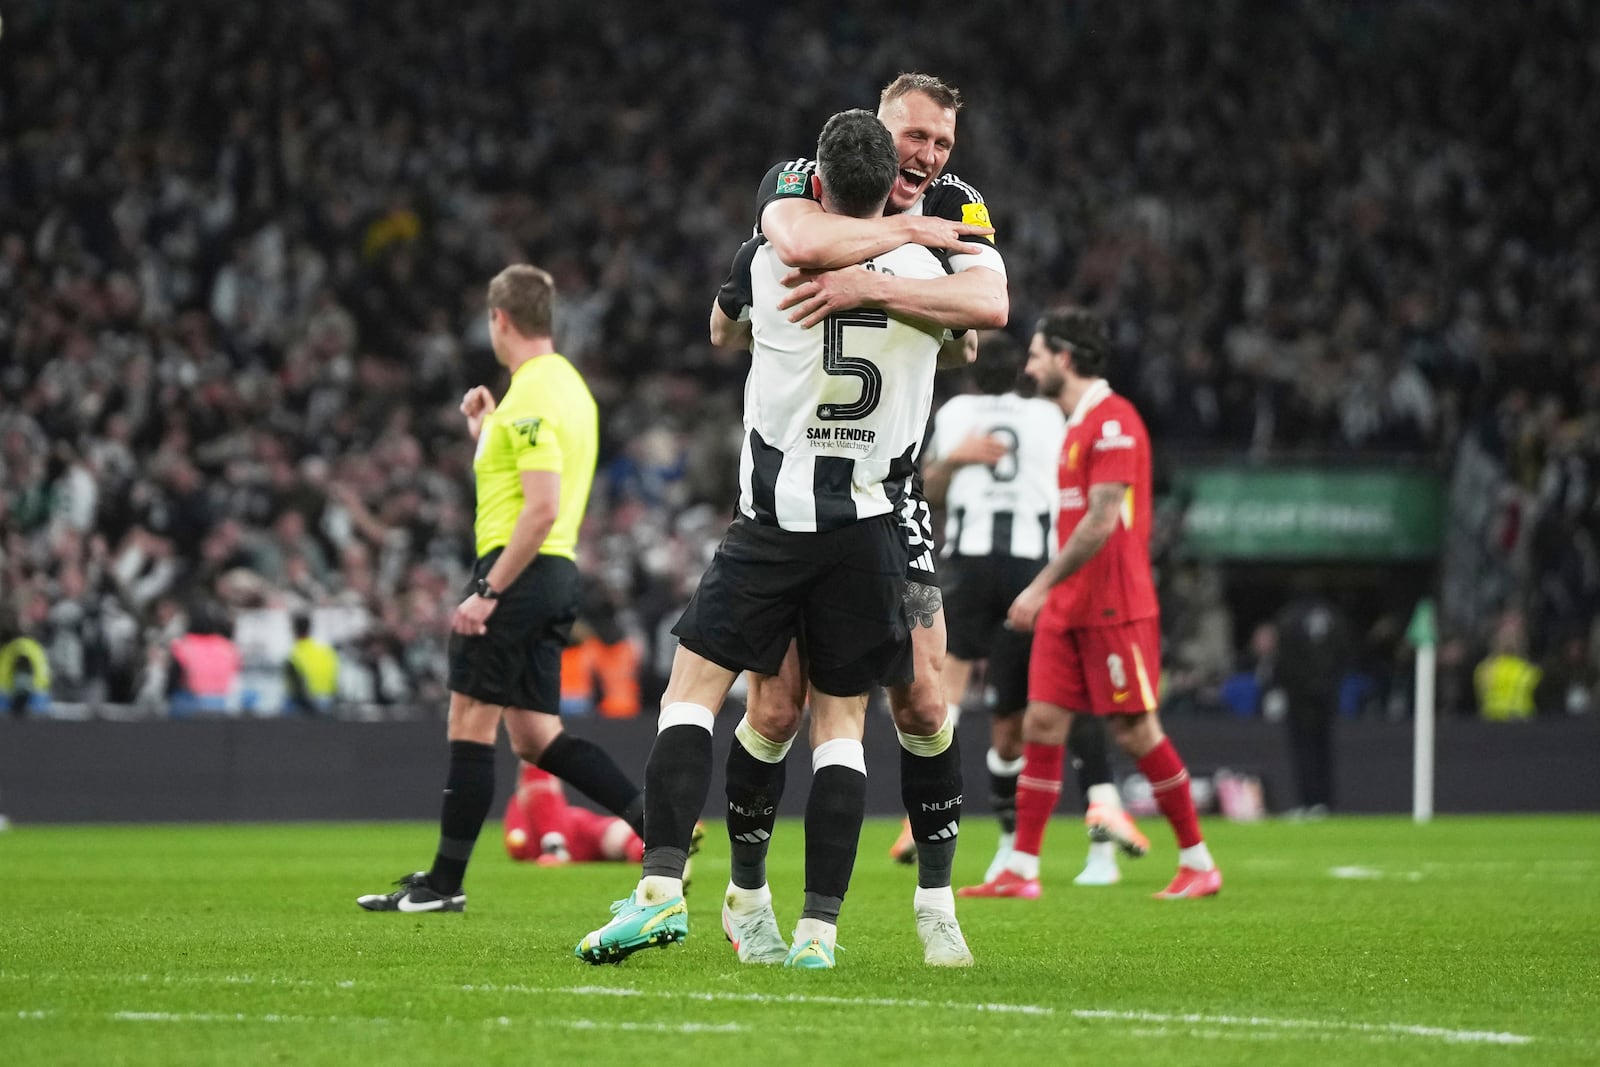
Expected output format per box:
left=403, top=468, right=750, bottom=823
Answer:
left=889, top=684, right=945, bottom=735
left=746, top=696, right=803, bottom=743
left=1021, top=702, right=1071, bottom=745
left=1112, top=713, right=1162, bottom=758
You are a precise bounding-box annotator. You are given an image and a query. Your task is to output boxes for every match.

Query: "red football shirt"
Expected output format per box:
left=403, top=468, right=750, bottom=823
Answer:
left=1046, top=381, right=1159, bottom=629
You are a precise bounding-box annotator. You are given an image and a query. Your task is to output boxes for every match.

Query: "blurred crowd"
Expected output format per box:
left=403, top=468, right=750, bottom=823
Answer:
left=2, top=0, right=1596, bottom=717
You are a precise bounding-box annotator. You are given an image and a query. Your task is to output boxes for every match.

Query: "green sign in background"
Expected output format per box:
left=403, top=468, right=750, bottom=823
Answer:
left=1170, top=467, right=1446, bottom=560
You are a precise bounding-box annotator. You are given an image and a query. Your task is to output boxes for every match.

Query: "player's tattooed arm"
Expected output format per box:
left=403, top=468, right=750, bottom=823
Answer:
left=904, top=581, right=943, bottom=629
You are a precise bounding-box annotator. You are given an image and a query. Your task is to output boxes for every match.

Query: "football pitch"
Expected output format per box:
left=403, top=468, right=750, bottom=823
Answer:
left=4, top=815, right=1596, bottom=1066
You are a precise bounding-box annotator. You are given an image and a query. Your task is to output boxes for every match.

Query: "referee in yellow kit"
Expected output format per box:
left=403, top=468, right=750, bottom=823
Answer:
left=359, top=264, right=645, bottom=914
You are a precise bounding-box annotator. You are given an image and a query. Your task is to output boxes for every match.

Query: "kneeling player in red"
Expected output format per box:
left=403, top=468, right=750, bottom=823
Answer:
left=958, top=308, right=1220, bottom=901
left=504, top=764, right=646, bottom=866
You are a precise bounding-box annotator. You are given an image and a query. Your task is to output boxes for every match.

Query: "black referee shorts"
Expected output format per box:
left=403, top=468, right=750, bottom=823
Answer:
left=942, top=553, right=1046, bottom=716
left=673, top=514, right=912, bottom=697
left=447, top=550, right=580, bottom=713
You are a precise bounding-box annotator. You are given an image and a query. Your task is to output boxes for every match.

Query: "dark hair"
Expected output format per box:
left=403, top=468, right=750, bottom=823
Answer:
left=971, top=332, right=1027, bottom=395
left=293, top=614, right=312, bottom=638
left=879, top=72, right=963, bottom=113
left=816, top=109, right=899, bottom=218
left=487, top=264, right=555, bottom=338
left=186, top=600, right=230, bottom=638
left=1035, top=307, right=1110, bottom=378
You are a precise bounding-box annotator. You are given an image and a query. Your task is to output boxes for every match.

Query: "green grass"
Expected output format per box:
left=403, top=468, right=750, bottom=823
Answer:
left=3, top=815, right=1598, bottom=1066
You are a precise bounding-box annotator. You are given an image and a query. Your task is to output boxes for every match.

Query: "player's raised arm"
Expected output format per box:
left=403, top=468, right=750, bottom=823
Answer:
left=756, top=157, right=990, bottom=271
left=777, top=262, right=1007, bottom=333
left=763, top=196, right=990, bottom=269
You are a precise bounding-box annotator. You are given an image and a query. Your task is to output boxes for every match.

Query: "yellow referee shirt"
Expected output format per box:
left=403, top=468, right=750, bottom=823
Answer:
left=472, top=354, right=597, bottom=561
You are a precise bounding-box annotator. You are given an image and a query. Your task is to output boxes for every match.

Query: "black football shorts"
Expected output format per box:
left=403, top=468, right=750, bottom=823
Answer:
left=674, top=514, right=912, bottom=696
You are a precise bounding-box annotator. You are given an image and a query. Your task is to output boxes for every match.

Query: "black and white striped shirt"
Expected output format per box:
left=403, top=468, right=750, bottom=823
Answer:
left=717, top=236, right=948, bottom=533
left=930, top=392, right=1065, bottom=559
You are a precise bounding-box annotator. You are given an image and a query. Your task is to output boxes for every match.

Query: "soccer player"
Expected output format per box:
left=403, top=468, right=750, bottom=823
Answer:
left=576, top=109, right=969, bottom=969
left=358, top=266, right=644, bottom=914
left=960, top=308, right=1222, bottom=901
left=717, top=72, right=1006, bottom=969
left=504, top=764, right=645, bottom=865
left=923, top=334, right=1148, bottom=889
left=506, top=765, right=703, bottom=882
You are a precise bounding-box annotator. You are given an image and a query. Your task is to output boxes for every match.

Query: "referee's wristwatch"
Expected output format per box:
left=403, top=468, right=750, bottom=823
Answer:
left=475, top=578, right=501, bottom=600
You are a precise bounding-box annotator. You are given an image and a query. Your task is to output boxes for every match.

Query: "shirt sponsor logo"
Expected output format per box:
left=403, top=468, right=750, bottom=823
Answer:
left=776, top=170, right=807, bottom=196
left=1059, top=486, right=1085, bottom=510
left=807, top=425, right=876, bottom=452
left=960, top=201, right=995, bottom=243
left=1095, top=421, right=1134, bottom=450
left=512, top=416, right=542, bottom=445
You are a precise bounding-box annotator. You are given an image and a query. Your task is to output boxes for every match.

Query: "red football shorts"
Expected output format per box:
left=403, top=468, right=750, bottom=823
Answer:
left=1028, top=613, right=1161, bottom=715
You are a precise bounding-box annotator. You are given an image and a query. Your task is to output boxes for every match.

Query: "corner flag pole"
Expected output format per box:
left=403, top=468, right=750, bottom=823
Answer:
left=1406, top=600, right=1437, bottom=824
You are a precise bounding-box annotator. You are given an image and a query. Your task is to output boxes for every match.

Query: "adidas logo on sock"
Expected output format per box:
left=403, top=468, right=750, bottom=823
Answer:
left=924, top=821, right=959, bottom=842
left=734, top=829, right=771, bottom=845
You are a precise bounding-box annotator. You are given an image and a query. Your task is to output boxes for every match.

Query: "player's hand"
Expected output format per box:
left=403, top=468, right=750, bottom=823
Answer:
left=946, top=432, right=1010, bottom=467
left=1006, top=584, right=1048, bottom=633
left=460, top=386, right=496, bottom=419
left=778, top=265, right=882, bottom=328
left=452, top=593, right=498, bottom=636
left=460, top=386, right=496, bottom=440
left=900, top=215, right=993, bottom=253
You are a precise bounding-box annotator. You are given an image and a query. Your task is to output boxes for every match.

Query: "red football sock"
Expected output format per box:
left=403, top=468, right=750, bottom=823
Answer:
left=1012, top=742, right=1064, bottom=858
left=1137, top=738, right=1203, bottom=849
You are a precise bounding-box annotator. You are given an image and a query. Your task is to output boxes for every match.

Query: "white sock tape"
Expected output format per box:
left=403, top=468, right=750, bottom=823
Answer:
left=987, top=747, right=1025, bottom=777
left=658, top=702, right=715, bottom=734
left=896, top=716, right=954, bottom=757
left=811, top=737, right=866, bottom=775
left=734, top=714, right=793, bottom=764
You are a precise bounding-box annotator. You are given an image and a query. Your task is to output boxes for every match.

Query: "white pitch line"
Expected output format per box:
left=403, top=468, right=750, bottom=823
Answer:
left=465, top=982, right=1053, bottom=1016
left=1329, top=860, right=1598, bottom=882
left=1072, top=1009, right=1532, bottom=1046
left=11, top=978, right=1539, bottom=1047
left=558, top=1019, right=750, bottom=1035
left=22, top=1010, right=753, bottom=1037
left=473, top=986, right=1536, bottom=1046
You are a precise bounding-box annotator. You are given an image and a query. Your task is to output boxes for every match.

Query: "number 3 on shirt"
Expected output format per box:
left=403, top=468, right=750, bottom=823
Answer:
left=816, top=310, right=887, bottom=421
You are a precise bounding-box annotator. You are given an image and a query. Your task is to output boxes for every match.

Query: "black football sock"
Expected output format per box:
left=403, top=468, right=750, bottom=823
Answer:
left=988, top=745, right=1022, bottom=836
left=800, top=757, right=866, bottom=923
left=900, top=735, right=964, bottom=890
left=428, top=740, right=496, bottom=894
left=640, top=721, right=714, bottom=880
left=725, top=736, right=787, bottom=891
left=536, top=732, right=644, bottom=835
left=1068, top=713, right=1114, bottom=808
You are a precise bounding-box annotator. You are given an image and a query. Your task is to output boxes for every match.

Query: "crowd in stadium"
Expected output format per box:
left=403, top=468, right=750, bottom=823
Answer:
left=2, top=0, right=1596, bottom=717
